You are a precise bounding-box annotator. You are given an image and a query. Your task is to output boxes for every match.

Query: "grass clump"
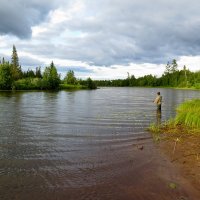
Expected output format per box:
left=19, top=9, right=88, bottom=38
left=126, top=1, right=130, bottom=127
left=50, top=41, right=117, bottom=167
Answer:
left=148, top=99, right=200, bottom=143
left=59, top=84, right=87, bottom=90
left=148, top=123, right=162, bottom=142
left=148, top=123, right=161, bottom=133
left=175, top=99, right=200, bottom=129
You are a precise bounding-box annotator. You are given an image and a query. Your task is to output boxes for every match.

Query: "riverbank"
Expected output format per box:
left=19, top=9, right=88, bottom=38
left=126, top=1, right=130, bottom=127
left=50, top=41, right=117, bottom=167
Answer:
left=149, top=99, right=200, bottom=193
left=157, top=125, right=200, bottom=192
left=0, top=88, right=200, bottom=199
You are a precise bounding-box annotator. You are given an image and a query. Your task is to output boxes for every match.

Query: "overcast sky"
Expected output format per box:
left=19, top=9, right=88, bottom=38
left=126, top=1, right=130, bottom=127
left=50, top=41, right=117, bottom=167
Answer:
left=0, top=0, right=200, bottom=79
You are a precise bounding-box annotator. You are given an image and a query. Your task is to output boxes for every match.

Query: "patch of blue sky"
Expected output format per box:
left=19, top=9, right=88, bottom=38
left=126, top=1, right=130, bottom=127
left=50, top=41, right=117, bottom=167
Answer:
left=56, top=66, right=93, bottom=73
left=62, top=30, right=85, bottom=38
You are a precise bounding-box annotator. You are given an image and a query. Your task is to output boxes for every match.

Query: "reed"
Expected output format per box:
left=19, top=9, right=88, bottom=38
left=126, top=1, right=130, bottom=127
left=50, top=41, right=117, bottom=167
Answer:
left=175, top=99, right=200, bottom=128
left=148, top=123, right=161, bottom=133
left=148, top=123, right=161, bottom=142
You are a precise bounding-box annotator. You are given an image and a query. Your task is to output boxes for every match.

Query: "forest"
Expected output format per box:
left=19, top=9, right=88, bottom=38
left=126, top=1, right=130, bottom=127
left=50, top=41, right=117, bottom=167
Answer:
left=94, top=60, right=200, bottom=89
left=1, top=46, right=200, bottom=90
left=0, top=46, right=96, bottom=90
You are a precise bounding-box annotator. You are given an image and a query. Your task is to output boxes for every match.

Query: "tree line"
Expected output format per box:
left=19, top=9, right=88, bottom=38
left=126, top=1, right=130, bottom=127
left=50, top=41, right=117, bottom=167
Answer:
left=94, top=59, right=200, bottom=89
left=0, top=46, right=96, bottom=90
left=1, top=46, right=199, bottom=90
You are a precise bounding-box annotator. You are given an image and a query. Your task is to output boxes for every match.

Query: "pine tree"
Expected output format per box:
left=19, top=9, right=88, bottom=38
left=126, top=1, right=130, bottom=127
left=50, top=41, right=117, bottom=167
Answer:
left=2, top=57, right=5, bottom=64
left=42, top=61, right=60, bottom=89
left=183, top=65, right=188, bottom=87
left=171, top=59, right=178, bottom=73
left=36, top=67, right=42, bottom=78
left=64, top=70, right=77, bottom=85
left=11, top=45, right=22, bottom=80
left=164, top=62, right=171, bottom=74
left=11, top=45, right=19, bottom=67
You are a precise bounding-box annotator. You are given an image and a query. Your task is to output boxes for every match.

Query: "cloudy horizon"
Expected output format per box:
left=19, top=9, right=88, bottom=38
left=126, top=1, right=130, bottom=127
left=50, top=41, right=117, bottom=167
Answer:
left=0, top=0, right=200, bottom=79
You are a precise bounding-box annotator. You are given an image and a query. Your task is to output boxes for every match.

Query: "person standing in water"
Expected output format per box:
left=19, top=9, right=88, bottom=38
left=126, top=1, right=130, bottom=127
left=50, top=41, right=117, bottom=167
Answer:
left=154, top=92, right=162, bottom=111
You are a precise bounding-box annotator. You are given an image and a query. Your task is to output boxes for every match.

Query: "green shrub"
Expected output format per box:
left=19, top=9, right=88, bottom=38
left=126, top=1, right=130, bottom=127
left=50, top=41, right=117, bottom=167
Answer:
left=15, top=78, right=42, bottom=90
left=194, top=83, right=200, bottom=89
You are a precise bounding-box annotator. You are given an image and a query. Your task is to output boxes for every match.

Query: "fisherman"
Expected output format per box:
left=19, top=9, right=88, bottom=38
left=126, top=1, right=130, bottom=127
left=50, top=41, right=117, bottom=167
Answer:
left=154, top=92, right=162, bottom=111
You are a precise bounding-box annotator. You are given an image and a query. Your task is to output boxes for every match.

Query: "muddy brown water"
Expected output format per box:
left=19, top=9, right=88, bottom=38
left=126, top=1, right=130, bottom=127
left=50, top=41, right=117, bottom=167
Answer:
left=0, top=88, right=200, bottom=200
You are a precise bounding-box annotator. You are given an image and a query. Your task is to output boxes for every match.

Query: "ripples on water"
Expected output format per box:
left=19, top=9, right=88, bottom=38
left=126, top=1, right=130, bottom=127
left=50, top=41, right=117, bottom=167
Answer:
left=0, top=88, right=199, bottom=199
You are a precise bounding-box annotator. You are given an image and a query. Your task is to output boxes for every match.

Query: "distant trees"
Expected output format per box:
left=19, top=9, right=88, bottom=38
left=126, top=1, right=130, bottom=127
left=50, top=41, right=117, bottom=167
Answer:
left=11, top=45, right=22, bottom=80
left=2, top=45, right=200, bottom=90
left=64, top=70, right=77, bottom=85
left=62, top=70, right=97, bottom=89
left=95, top=59, right=200, bottom=89
left=164, top=59, right=178, bottom=74
left=0, top=61, right=12, bottom=89
left=23, top=67, right=42, bottom=78
left=42, top=61, right=60, bottom=89
left=86, top=77, right=97, bottom=89
left=0, top=46, right=97, bottom=90
left=11, top=45, right=19, bottom=68
left=36, top=67, right=42, bottom=78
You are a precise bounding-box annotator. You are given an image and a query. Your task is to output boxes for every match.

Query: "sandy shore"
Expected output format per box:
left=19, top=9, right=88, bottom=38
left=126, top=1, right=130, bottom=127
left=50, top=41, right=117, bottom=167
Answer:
left=157, top=127, right=200, bottom=197
left=2, top=133, right=200, bottom=200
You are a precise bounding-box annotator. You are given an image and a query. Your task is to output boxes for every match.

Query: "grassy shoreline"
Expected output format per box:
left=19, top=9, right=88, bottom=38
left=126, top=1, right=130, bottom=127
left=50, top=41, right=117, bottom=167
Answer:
left=149, top=99, right=200, bottom=191
left=0, top=84, right=89, bottom=92
left=0, top=85, right=199, bottom=91
left=149, top=99, right=200, bottom=135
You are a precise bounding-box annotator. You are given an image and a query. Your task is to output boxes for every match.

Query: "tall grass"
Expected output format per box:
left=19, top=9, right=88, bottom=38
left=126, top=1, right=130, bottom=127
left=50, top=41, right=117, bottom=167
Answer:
left=59, top=84, right=87, bottom=90
left=175, top=99, right=200, bottom=128
left=148, top=123, right=160, bottom=142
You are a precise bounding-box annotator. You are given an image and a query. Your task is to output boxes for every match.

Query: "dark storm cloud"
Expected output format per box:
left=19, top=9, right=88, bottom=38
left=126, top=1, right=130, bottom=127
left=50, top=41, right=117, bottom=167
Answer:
left=2, top=0, right=200, bottom=68
left=54, top=0, right=200, bottom=66
left=0, top=0, right=65, bottom=38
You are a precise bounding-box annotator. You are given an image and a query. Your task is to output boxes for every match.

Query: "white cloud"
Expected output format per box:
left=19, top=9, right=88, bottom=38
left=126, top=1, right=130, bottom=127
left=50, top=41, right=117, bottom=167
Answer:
left=178, top=56, right=200, bottom=72
left=0, top=0, right=200, bottom=79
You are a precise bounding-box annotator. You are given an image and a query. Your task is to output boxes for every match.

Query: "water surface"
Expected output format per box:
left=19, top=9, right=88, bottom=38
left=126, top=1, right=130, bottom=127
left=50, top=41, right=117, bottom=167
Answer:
left=0, top=88, right=199, bottom=199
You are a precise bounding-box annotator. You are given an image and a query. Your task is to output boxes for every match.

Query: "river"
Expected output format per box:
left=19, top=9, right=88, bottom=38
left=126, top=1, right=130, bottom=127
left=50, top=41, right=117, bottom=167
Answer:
left=0, top=87, right=199, bottom=200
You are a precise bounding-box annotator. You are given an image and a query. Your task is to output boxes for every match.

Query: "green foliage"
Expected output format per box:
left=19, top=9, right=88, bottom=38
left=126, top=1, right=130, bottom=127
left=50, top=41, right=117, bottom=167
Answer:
left=15, top=78, right=42, bottom=90
left=2, top=46, right=200, bottom=90
left=175, top=99, right=200, bottom=128
left=163, top=118, right=177, bottom=128
left=0, top=62, right=12, bottom=89
left=24, top=69, right=35, bottom=78
left=148, top=123, right=161, bottom=133
left=11, top=45, right=19, bottom=67
left=36, top=67, right=42, bottom=78
left=165, top=59, right=178, bottom=74
left=64, top=70, right=77, bottom=85
left=23, top=67, right=42, bottom=79
left=95, top=60, right=200, bottom=88
left=11, top=45, right=22, bottom=80
left=171, top=59, right=178, bottom=73
left=86, top=77, right=97, bottom=89
left=164, top=62, right=171, bottom=74
left=42, top=61, right=60, bottom=90
left=148, top=123, right=161, bottom=142
left=59, top=83, right=87, bottom=90
left=1, top=57, right=5, bottom=64
left=194, top=83, right=200, bottom=89
left=79, top=77, right=97, bottom=89
left=0, top=46, right=96, bottom=90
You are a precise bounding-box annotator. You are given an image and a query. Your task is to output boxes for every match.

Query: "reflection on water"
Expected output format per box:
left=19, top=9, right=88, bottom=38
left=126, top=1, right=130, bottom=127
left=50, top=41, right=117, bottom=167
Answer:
left=156, top=109, right=162, bottom=126
left=0, top=88, right=199, bottom=199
